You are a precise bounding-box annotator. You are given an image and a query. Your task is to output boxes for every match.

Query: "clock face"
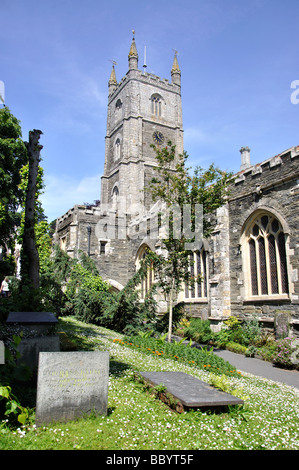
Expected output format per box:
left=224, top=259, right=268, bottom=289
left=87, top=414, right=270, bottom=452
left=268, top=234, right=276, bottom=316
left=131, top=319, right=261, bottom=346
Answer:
left=153, top=131, right=164, bottom=145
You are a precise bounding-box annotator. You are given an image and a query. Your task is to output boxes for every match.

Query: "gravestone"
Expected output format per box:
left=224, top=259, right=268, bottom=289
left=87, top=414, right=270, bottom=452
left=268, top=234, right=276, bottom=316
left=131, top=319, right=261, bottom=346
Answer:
left=35, top=351, right=109, bottom=426
left=6, top=312, right=60, bottom=369
left=139, top=371, right=243, bottom=411
left=18, top=336, right=60, bottom=368
left=0, top=341, right=4, bottom=364
left=274, top=310, right=290, bottom=339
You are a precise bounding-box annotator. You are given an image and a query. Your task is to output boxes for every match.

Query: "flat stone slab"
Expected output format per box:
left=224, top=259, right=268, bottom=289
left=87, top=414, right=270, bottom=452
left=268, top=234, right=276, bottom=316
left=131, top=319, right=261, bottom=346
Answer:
left=6, top=312, right=58, bottom=324
left=139, top=371, right=244, bottom=408
left=35, top=351, right=109, bottom=426
left=6, top=312, right=58, bottom=336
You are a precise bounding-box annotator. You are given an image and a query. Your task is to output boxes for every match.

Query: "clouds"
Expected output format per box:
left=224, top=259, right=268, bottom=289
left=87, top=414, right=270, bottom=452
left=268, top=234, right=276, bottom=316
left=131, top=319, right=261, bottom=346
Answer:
left=1, top=0, right=299, bottom=223
left=41, top=173, right=101, bottom=222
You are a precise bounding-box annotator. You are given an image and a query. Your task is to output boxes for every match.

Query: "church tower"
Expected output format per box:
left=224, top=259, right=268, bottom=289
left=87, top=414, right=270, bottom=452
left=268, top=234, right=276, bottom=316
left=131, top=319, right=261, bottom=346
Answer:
left=101, top=32, right=184, bottom=213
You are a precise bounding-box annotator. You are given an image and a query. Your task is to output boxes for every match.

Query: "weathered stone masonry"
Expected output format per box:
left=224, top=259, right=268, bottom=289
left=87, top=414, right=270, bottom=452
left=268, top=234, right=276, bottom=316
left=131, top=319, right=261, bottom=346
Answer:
left=227, top=146, right=299, bottom=333
left=54, top=35, right=299, bottom=335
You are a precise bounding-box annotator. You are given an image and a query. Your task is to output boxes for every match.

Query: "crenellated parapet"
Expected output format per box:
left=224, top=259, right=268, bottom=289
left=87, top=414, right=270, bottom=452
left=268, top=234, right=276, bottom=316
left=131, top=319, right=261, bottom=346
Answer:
left=232, top=145, right=299, bottom=195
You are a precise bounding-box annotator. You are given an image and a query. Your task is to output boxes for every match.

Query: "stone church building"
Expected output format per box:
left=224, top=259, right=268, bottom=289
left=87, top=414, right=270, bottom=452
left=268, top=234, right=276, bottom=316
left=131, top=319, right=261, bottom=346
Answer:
left=54, top=34, right=299, bottom=335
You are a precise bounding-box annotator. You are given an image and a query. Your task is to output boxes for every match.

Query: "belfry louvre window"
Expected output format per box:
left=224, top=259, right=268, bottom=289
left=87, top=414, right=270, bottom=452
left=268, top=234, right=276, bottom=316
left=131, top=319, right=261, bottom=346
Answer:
left=151, top=94, right=162, bottom=117
left=247, top=213, right=289, bottom=297
left=184, top=249, right=208, bottom=299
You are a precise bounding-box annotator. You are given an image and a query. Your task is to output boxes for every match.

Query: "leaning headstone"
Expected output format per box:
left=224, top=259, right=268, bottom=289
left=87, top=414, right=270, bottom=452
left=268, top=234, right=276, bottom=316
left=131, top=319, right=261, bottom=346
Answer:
left=274, top=310, right=290, bottom=340
left=35, top=351, right=109, bottom=426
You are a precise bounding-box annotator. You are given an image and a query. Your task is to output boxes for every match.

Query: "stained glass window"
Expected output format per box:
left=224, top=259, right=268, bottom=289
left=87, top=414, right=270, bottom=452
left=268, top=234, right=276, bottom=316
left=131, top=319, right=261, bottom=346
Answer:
left=246, top=213, right=288, bottom=297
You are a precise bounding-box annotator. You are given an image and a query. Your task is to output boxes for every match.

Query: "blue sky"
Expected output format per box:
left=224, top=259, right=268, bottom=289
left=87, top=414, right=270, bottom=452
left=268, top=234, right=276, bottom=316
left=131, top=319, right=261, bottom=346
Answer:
left=1, top=0, right=298, bottom=222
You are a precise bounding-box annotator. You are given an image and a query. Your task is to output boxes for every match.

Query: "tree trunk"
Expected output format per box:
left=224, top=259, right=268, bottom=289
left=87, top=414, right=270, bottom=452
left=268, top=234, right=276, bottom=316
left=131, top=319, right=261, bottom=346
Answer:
left=168, top=281, right=175, bottom=343
left=22, top=129, right=43, bottom=289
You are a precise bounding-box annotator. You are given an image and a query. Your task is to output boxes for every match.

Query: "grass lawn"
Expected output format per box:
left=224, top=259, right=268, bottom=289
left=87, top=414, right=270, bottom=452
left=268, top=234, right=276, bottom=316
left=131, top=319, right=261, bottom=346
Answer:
left=1, top=316, right=298, bottom=450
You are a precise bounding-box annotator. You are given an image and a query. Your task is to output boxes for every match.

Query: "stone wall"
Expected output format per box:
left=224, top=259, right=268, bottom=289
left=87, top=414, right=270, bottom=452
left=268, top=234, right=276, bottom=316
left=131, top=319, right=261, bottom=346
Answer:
left=227, top=146, right=299, bottom=334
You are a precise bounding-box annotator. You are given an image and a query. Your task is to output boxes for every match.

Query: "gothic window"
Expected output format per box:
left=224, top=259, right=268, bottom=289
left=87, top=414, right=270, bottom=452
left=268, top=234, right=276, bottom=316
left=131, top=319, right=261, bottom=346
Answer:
left=115, top=99, right=122, bottom=110
left=114, top=138, right=121, bottom=160
left=245, top=212, right=289, bottom=297
left=112, top=185, right=119, bottom=200
left=184, top=248, right=208, bottom=299
left=136, top=245, right=155, bottom=299
left=60, top=236, right=67, bottom=252
left=115, top=99, right=122, bottom=123
left=151, top=94, right=162, bottom=117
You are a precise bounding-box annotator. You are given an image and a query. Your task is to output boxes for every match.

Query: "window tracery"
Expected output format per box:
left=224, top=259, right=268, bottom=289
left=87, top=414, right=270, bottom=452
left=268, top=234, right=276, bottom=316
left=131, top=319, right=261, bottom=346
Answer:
left=151, top=94, right=162, bottom=117
left=244, top=212, right=289, bottom=297
left=184, top=248, right=208, bottom=299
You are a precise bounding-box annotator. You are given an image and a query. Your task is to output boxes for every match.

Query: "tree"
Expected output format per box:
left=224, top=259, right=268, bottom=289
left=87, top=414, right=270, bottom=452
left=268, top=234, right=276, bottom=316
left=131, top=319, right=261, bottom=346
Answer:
left=145, top=141, right=233, bottom=342
left=20, top=129, right=43, bottom=290
left=0, top=107, right=27, bottom=253
left=35, top=221, right=52, bottom=276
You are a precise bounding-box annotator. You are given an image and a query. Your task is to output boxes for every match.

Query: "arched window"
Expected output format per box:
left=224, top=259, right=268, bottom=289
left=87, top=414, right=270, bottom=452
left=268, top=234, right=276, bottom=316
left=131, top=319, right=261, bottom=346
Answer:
left=243, top=212, right=289, bottom=297
left=114, top=138, right=121, bottom=160
left=115, top=99, right=122, bottom=110
left=184, top=248, right=208, bottom=299
left=112, top=185, right=119, bottom=197
left=151, top=94, right=162, bottom=117
left=136, top=245, right=155, bottom=299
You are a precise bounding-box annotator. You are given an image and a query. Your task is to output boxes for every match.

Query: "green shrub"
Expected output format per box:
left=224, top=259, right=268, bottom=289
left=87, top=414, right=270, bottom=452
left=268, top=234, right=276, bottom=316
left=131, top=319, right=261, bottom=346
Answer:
left=0, top=335, right=34, bottom=425
left=256, top=343, right=278, bottom=362
left=215, top=316, right=261, bottom=347
left=58, top=253, right=114, bottom=326
left=214, top=327, right=234, bottom=347
left=224, top=316, right=241, bottom=330
left=69, top=289, right=111, bottom=325
left=241, top=315, right=262, bottom=346
left=272, top=337, right=299, bottom=369
left=226, top=342, right=248, bottom=355
left=183, top=318, right=214, bottom=344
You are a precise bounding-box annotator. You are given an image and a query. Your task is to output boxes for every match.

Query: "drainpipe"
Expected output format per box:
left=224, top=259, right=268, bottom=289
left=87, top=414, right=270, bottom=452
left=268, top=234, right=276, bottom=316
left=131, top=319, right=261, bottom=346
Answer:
left=87, top=225, right=91, bottom=257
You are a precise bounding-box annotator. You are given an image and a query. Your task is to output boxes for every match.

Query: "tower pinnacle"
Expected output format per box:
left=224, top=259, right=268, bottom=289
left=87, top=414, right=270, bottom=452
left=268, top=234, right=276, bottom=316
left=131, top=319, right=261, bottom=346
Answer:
left=171, top=50, right=181, bottom=86
left=108, top=61, right=117, bottom=95
left=128, top=30, right=138, bottom=70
